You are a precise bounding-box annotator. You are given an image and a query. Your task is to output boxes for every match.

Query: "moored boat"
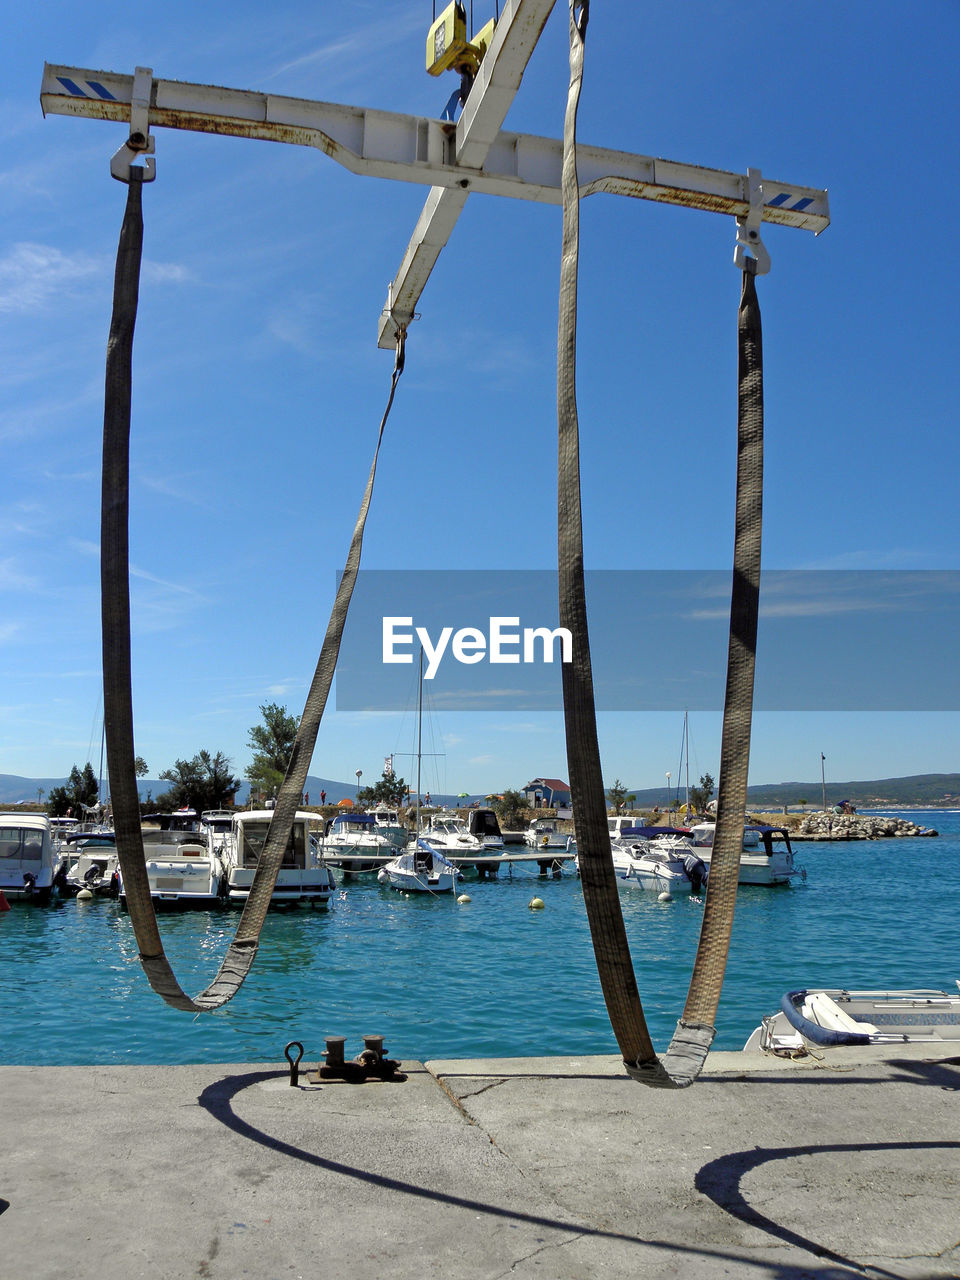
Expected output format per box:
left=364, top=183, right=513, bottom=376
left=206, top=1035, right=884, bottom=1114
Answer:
left=745, top=986, right=960, bottom=1054
left=63, top=833, right=119, bottom=897
left=0, top=813, right=62, bottom=903
left=524, top=817, right=574, bottom=851
left=323, top=810, right=405, bottom=874
left=118, top=827, right=224, bottom=908
left=417, top=810, right=485, bottom=857
left=467, top=807, right=505, bottom=852
left=220, top=809, right=334, bottom=906
left=377, top=839, right=461, bottom=893
left=688, top=822, right=805, bottom=886
left=609, top=832, right=708, bottom=894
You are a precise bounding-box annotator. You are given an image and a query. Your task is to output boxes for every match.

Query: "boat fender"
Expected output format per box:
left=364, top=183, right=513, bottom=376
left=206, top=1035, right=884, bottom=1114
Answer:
left=528, top=897, right=545, bottom=910
left=456, top=893, right=471, bottom=904
left=77, top=888, right=94, bottom=901
left=657, top=891, right=672, bottom=903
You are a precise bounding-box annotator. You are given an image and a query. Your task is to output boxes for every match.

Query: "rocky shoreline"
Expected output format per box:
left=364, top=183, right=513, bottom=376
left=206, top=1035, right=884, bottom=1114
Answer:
left=778, top=812, right=939, bottom=841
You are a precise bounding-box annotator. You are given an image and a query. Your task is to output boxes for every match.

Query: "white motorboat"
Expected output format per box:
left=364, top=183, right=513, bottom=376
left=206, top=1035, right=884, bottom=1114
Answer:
left=63, top=833, right=120, bottom=897
left=417, top=810, right=485, bottom=857
left=609, top=833, right=708, bottom=894
left=369, top=804, right=409, bottom=847
left=467, top=807, right=505, bottom=852
left=377, top=839, right=461, bottom=893
left=745, top=985, right=960, bottom=1054
left=200, top=809, right=235, bottom=857
left=524, top=818, right=574, bottom=851
left=0, top=813, right=63, bottom=903
left=118, top=827, right=224, bottom=908
left=220, top=809, right=334, bottom=906
left=324, top=810, right=405, bottom=874
left=607, top=815, right=646, bottom=841
left=687, top=822, right=805, bottom=886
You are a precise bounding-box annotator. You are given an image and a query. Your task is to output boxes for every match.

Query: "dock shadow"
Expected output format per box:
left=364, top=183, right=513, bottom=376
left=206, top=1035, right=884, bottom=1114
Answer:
left=696, top=1139, right=960, bottom=1279
left=197, top=1070, right=875, bottom=1279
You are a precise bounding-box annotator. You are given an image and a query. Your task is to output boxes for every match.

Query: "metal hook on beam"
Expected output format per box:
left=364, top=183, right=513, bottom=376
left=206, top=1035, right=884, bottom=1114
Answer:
left=734, top=167, right=769, bottom=275
left=110, top=66, right=156, bottom=183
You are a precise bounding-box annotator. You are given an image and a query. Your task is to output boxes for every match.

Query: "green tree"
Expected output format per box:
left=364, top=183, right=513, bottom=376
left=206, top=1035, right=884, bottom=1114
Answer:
left=158, top=750, right=241, bottom=813
left=493, top=789, right=528, bottom=828
left=356, top=768, right=409, bottom=809
left=688, top=772, right=715, bottom=817
left=245, top=702, right=300, bottom=798
left=135, top=756, right=149, bottom=777
left=46, top=762, right=99, bottom=817
left=607, top=778, right=629, bottom=813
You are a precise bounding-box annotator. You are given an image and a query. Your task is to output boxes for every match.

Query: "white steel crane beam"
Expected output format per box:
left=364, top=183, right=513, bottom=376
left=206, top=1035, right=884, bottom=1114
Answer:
left=378, top=0, right=557, bottom=348
left=40, top=55, right=830, bottom=340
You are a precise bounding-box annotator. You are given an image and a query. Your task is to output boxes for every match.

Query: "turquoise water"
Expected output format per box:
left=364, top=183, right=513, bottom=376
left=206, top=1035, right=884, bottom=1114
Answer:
left=2, top=811, right=958, bottom=1065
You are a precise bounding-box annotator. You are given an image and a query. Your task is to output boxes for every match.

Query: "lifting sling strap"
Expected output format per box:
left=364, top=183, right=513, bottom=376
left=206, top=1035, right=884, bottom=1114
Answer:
left=101, top=6, right=763, bottom=1066
left=557, top=0, right=763, bottom=1086
left=101, top=169, right=405, bottom=1011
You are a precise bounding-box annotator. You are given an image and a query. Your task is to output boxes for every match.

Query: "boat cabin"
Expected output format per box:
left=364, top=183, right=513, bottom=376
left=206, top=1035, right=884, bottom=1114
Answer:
left=467, top=808, right=502, bottom=841
left=234, top=811, right=308, bottom=868
left=0, top=813, right=58, bottom=901
left=689, top=822, right=794, bottom=856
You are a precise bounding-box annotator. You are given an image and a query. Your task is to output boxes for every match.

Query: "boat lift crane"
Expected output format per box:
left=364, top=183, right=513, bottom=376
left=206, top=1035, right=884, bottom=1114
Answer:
left=40, top=0, right=829, bottom=1085
left=40, top=1, right=827, bottom=350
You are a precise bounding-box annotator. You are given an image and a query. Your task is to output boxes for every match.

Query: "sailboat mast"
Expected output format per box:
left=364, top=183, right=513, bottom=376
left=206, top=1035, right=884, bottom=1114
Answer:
left=416, top=647, right=423, bottom=833
left=684, top=709, right=690, bottom=820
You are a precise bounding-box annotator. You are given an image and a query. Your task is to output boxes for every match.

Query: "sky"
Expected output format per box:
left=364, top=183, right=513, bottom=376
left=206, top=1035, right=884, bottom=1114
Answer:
left=2, top=0, right=959, bottom=797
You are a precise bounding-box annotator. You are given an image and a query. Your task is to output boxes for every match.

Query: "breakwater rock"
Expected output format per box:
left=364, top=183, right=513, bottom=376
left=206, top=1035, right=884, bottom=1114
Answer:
left=790, top=813, right=938, bottom=840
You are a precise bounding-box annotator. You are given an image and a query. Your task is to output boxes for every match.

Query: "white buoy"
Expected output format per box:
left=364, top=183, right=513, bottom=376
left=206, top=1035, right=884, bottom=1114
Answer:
left=77, top=888, right=94, bottom=901
left=528, top=896, right=545, bottom=910
left=457, top=893, right=471, bottom=904
left=658, top=890, right=672, bottom=903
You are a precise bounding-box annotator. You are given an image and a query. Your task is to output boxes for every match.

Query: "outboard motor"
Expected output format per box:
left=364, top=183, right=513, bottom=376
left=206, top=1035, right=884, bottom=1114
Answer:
left=22, top=872, right=36, bottom=897
left=681, top=854, right=708, bottom=894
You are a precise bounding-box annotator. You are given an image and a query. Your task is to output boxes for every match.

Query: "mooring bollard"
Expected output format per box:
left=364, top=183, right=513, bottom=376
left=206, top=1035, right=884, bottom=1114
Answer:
left=284, top=1040, right=304, bottom=1087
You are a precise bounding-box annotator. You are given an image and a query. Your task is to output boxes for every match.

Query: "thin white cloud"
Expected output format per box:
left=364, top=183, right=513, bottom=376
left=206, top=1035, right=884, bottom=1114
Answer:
left=0, top=242, right=101, bottom=313
left=0, top=242, right=191, bottom=314
left=129, top=564, right=206, bottom=600
left=0, top=557, right=39, bottom=590
left=139, top=473, right=207, bottom=506
left=264, top=13, right=423, bottom=82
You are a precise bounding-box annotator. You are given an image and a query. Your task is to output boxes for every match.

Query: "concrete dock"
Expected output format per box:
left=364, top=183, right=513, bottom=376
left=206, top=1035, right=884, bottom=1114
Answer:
left=3, top=1045, right=959, bottom=1279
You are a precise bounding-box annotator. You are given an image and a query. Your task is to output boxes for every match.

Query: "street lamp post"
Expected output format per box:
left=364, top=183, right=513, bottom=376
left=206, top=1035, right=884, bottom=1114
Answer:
left=820, top=754, right=826, bottom=813
left=356, top=769, right=362, bottom=799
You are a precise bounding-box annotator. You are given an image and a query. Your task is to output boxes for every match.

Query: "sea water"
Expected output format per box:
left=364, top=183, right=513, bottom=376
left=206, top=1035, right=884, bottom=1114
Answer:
left=2, top=811, right=957, bottom=1066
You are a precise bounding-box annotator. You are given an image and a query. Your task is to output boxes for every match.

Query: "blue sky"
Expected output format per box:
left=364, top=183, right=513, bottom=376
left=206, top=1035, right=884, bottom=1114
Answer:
left=2, top=1, right=959, bottom=796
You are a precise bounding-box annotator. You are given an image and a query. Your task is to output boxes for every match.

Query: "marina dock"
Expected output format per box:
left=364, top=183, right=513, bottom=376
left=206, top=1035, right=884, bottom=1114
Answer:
left=3, top=1044, right=958, bottom=1278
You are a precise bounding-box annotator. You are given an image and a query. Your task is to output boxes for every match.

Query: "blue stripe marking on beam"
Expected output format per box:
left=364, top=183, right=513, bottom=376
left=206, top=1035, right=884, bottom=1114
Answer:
left=791, top=196, right=814, bottom=212
left=767, top=192, right=791, bottom=207
left=86, top=80, right=117, bottom=101
left=57, top=77, right=86, bottom=96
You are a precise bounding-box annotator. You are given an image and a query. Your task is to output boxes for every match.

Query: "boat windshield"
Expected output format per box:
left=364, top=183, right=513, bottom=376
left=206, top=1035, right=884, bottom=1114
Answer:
left=239, top=820, right=306, bottom=868
left=0, top=827, right=44, bottom=861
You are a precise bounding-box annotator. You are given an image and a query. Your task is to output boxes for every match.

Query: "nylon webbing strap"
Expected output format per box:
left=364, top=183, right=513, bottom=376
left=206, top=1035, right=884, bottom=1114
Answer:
left=557, top=0, right=764, bottom=1087
left=101, top=170, right=404, bottom=1011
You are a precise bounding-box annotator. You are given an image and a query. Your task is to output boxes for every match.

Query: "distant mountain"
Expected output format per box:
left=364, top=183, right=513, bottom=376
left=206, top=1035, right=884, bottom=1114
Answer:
left=0, top=772, right=490, bottom=809
left=4, top=770, right=957, bottom=810
left=627, top=773, right=960, bottom=809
